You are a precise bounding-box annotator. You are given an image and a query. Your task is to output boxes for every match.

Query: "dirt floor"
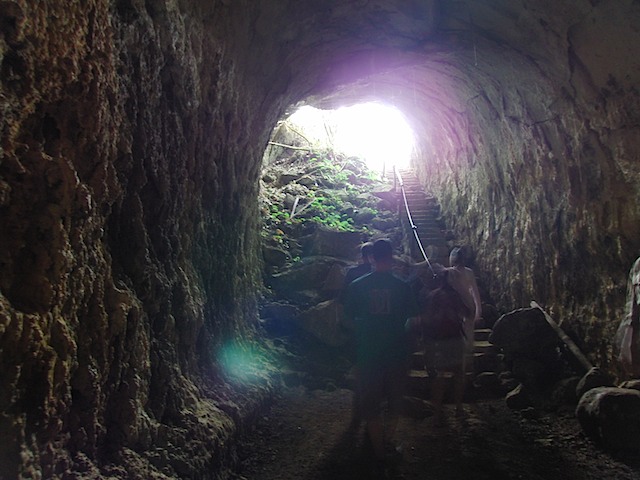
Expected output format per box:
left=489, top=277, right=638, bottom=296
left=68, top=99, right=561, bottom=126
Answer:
left=230, top=380, right=640, bottom=480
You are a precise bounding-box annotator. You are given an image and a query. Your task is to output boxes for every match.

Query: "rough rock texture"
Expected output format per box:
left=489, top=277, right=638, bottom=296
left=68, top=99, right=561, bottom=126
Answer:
left=576, top=387, right=640, bottom=451
left=408, top=2, right=640, bottom=375
left=1, top=0, right=640, bottom=478
left=0, top=1, right=276, bottom=478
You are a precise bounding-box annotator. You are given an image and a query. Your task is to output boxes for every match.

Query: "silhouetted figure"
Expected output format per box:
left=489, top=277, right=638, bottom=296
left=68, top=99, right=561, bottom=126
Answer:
left=340, top=241, right=374, bottom=426
left=421, top=269, right=470, bottom=425
left=344, top=239, right=419, bottom=465
left=615, top=256, right=640, bottom=379
left=446, top=246, right=482, bottom=367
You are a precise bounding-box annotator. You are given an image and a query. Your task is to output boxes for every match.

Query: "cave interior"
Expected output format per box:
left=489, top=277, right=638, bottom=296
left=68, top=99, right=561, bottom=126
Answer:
left=1, top=0, right=640, bottom=477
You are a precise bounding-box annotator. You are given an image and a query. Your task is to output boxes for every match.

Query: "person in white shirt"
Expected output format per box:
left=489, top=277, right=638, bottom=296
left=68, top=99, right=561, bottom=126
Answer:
left=446, top=247, right=482, bottom=368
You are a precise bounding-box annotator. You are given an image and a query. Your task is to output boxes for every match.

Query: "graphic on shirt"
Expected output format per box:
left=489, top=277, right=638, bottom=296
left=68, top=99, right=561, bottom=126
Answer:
left=368, top=289, right=391, bottom=315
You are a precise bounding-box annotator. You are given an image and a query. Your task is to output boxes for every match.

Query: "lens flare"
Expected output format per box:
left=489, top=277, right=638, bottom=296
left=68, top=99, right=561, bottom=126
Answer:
left=218, top=341, right=265, bottom=384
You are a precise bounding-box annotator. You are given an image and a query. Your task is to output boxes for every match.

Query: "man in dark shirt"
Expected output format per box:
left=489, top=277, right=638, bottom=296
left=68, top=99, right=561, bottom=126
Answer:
left=344, top=239, right=419, bottom=463
left=340, top=242, right=373, bottom=426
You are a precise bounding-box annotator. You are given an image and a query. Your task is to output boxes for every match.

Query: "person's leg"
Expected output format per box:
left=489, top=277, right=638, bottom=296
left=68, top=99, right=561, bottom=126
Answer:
left=359, top=370, right=385, bottom=459
left=423, top=339, right=437, bottom=377
left=429, top=341, right=448, bottom=425
left=384, top=366, right=406, bottom=449
left=452, top=339, right=466, bottom=416
left=431, top=374, right=447, bottom=426
left=367, top=416, right=385, bottom=459
left=453, top=364, right=465, bottom=416
left=350, top=366, right=361, bottom=427
left=463, top=317, right=475, bottom=375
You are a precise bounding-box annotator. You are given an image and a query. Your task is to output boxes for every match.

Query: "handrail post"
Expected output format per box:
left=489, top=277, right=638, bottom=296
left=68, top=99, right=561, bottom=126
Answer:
left=393, top=164, right=397, bottom=191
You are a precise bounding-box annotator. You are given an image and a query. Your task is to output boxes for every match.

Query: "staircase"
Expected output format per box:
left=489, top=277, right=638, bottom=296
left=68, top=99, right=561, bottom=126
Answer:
left=406, top=328, right=503, bottom=401
left=393, top=167, right=504, bottom=401
left=395, top=168, right=449, bottom=266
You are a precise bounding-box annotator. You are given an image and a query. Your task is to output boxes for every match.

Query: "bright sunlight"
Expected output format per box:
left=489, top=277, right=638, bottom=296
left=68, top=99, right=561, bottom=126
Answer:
left=288, top=103, right=415, bottom=171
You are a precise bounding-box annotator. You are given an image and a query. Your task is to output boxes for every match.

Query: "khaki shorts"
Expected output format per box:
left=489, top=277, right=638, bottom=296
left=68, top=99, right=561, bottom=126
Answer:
left=424, top=337, right=464, bottom=373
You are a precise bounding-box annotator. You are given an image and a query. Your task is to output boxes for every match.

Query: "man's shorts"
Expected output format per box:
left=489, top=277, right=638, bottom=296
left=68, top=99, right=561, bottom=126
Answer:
left=358, top=364, right=407, bottom=421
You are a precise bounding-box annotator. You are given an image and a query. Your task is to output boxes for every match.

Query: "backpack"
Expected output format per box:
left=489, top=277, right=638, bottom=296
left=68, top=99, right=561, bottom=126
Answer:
left=421, top=285, right=470, bottom=340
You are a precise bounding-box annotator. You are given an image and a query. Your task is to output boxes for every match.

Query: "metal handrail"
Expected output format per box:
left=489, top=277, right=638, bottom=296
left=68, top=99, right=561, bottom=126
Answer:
left=394, top=165, right=436, bottom=277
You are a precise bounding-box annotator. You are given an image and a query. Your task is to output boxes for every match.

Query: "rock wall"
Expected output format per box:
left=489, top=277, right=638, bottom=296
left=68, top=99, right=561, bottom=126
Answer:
left=1, top=0, right=639, bottom=477
left=410, top=1, right=640, bottom=372
left=0, top=1, right=281, bottom=477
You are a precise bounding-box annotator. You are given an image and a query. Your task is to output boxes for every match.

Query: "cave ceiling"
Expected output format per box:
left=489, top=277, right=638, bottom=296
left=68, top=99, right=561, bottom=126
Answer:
left=268, top=0, right=633, bottom=147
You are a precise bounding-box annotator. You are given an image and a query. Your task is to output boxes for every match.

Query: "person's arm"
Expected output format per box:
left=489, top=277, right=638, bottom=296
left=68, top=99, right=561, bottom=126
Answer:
left=618, top=258, right=640, bottom=376
left=629, top=258, right=640, bottom=327
left=467, top=268, right=482, bottom=322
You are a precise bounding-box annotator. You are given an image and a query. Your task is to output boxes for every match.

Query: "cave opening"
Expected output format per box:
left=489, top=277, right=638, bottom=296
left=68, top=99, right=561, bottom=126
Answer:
left=284, top=102, right=416, bottom=173
left=256, top=65, right=489, bottom=386
left=256, top=84, right=473, bottom=411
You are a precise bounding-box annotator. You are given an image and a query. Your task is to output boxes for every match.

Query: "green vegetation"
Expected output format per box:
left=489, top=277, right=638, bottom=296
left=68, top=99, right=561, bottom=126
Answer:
left=309, top=194, right=354, bottom=232
left=261, top=147, right=387, bottom=237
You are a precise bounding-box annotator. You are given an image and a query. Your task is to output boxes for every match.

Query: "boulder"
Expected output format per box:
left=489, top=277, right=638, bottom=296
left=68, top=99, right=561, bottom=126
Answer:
left=552, top=376, right=581, bottom=405
left=511, top=355, right=547, bottom=384
left=298, top=299, right=349, bottom=347
left=322, top=262, right=346, bottom=294
left=263, top=246, right=289, bottom=268
left=259, top=302, right=300, bottom=335
left=372, top=189, right=396, bottom=204
left=371, top=216, right=398, bottom=231
left=489, top=307, right=558, bottom=355
left=277, top=172, right=298, bottom=186
left=576, top=387, right=640, bottom=451
left=308, top=228, right=362, bottom=259
left=269, top=257, right=346, bottom=294
left=575, top=366, right=614, bottom=399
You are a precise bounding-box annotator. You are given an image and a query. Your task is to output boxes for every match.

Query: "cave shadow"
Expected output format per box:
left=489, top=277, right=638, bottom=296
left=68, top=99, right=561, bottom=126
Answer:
left=597, top=445, right=640, bottom=470
left=311, top=420, right=404, bottom=480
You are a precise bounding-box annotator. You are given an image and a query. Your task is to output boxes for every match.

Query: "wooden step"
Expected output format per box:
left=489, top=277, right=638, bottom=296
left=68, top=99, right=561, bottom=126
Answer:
left=473, top=352, right=502, bottom=373
left=473, top=340, right=496, bottom=354
left=410, top=351, right=426, bottom=370
left=474, top=328, right=492, bottom=341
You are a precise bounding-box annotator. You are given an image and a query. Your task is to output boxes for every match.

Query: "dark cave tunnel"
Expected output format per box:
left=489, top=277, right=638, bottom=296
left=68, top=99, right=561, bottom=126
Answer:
left=2, top=0, right=640, bottom=477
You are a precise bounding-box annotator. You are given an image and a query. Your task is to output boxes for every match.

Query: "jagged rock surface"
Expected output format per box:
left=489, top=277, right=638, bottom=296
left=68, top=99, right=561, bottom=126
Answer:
left=2, top=0, right=640, bottom=478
